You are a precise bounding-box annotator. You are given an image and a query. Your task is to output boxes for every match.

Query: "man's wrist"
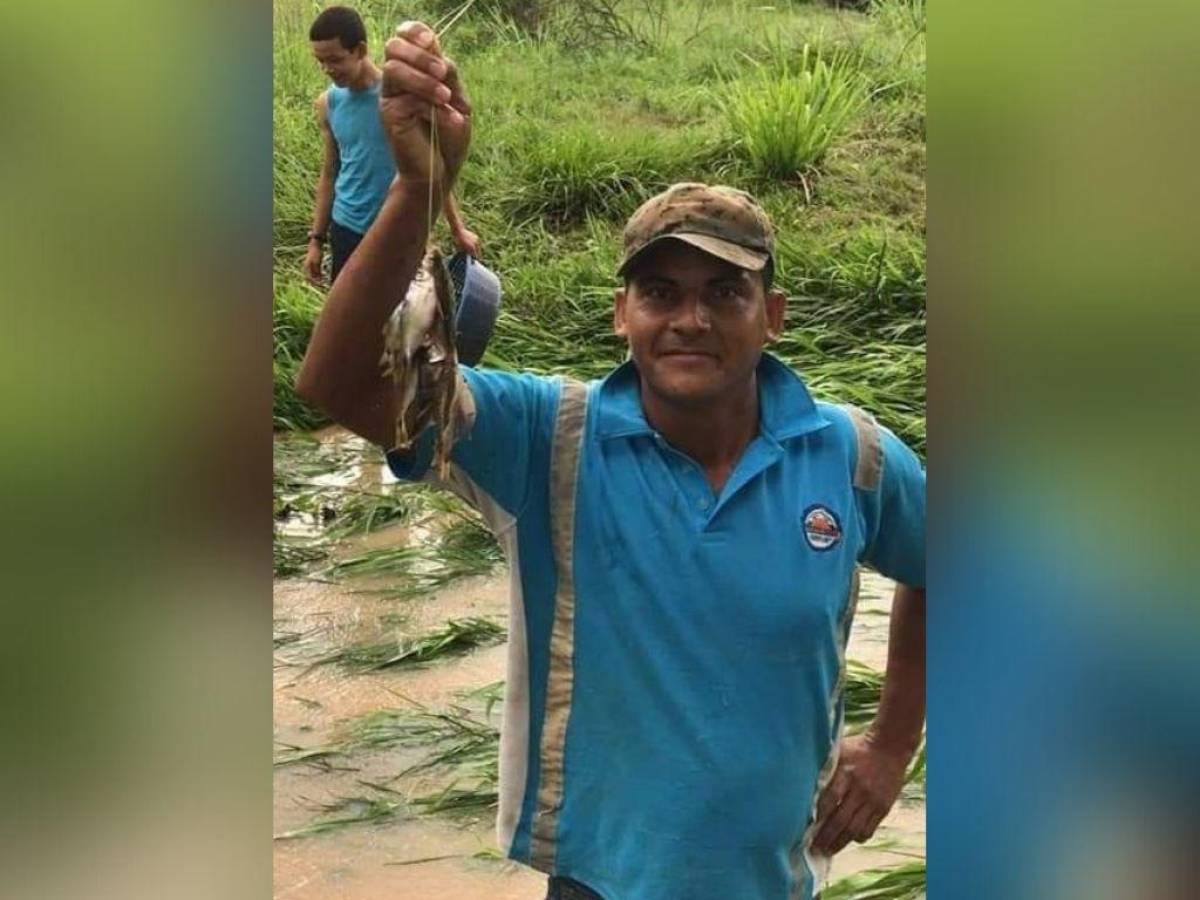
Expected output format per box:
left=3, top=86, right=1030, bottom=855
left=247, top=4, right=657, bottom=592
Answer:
left=307, top=231, right=327, bottom=244
left=389, top=171, right=456, bottom=205
left=865, top=722, right=923, bottom=762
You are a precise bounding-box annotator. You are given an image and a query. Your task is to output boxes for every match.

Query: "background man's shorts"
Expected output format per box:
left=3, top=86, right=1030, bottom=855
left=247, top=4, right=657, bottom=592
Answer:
left=329, top=219, right=364, bottom=284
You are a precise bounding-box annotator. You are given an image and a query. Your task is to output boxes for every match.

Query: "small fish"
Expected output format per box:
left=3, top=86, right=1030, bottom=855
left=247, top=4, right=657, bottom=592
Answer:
left=380, top=247, right=466, bottom=478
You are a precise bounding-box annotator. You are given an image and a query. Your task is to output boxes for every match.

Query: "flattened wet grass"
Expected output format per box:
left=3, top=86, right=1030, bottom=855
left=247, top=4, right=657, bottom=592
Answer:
left=822, top=859, right=926, bottom=900
left=312, top=617, right=505, bottom=673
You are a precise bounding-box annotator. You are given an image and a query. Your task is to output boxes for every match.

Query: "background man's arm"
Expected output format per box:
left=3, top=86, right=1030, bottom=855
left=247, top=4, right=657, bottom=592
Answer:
left=812, top=583, right=925, bottom=855
left=442, top=192, right=481, bottom=257
left=304, top=92, right=338, bottom=285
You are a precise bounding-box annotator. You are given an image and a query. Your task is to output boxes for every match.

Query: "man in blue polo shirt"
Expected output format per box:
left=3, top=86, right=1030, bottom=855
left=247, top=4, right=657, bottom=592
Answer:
left=296, top=21, right=925, bottom=900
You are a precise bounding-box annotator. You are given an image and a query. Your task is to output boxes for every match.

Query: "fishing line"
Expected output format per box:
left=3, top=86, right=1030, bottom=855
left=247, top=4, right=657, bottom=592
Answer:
left=423, top=0, right=481, bottom=236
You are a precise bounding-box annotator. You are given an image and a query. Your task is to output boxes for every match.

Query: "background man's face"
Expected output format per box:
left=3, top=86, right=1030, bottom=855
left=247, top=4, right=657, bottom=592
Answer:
left=615, top=241, right=784, bottom=408
left=310, top=39, right=364, bottom=87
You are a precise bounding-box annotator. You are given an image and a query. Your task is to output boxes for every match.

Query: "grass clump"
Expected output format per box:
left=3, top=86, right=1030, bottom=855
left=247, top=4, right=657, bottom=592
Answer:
left=871, top=0, right=925, bottom=42
left=366, top=684, right=503, bottom=820
left=322, top=489, right=417, bottom=539
left=323, top=513, right=504, bottom=597
left=822, top=860, right=926, bottom=900
left=720, top=42, right=868, bottom=180
left=315, top=617, right=506, bottom=672
left=779, top=226, right=926, bottom=325
left=273, top=435, right=431, bottom=569
left=902, top=742, right=926, bottom=795
left=273, top=534, right=330, bottom=577
left=498, top=124, right=721, bottom=226
left=272, top=279, right=325, bottom=430
left=274, top=795, right=403, bottom=840
left=281, top=684, right=505, bottom=825
left=272, top=742, right=345, bottom=768
left=843, top=659, right=885, bottom=731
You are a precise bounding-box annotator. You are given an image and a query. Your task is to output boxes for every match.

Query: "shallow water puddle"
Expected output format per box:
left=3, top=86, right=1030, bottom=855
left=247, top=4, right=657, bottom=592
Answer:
left=274, top=815, right=545, bottom=900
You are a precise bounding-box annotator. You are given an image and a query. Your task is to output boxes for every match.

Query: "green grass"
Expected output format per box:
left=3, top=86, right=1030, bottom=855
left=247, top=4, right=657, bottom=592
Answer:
left=720, top=41, right=869, bottom=180
left=272, top=741, right=345, bottom=768
left=843, top=659, right=885, bottom=731
left=902, top=741, right=926, bottom=795
left=364, top=684, right=502, bottom=820
left=313, top=617, right=506, bottom=672
left=321, top=521, right=503, bottom=598
left=272, top=0, right=925, bottom=452
left=274, top=437, right=453, bottom=576
left=272, top=278, right=326, bottom=430
left=274, top=430, right=508, bottom=583
left=273, top=795, right=404, bottom=840
left=273, top=534, right=330, bottom=577
left=822, top=860, right=926, bottom=900
left=277, top=682, right=505, bottom=834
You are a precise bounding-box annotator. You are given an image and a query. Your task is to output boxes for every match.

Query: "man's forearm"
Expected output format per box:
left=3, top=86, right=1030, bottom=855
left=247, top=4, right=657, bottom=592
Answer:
left=442, top=192, right=463, bottom=234
left=868, top=583, right=926, bottom=759
left=296, top=180, right=442, bottom=435
left=311, top=172, right=335, bottom=235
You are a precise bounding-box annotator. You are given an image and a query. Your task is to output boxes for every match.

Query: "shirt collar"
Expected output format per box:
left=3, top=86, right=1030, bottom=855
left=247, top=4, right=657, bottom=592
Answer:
left=594, top=352, right=830, bottom=442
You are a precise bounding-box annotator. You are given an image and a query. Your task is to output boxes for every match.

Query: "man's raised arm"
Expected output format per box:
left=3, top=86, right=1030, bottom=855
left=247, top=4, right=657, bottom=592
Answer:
left=296, top=21, right=472, bottom=448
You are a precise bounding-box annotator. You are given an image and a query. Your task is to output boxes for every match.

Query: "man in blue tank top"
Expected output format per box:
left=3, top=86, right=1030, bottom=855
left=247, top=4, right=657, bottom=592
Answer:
left=303, top=6, right=480, bottom=286
left=297, top=22, right=925, bottom=900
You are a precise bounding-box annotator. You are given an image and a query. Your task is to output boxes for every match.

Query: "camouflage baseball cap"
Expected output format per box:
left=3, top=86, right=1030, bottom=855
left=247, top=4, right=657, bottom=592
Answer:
left=617, top=182, right=775, bottom=278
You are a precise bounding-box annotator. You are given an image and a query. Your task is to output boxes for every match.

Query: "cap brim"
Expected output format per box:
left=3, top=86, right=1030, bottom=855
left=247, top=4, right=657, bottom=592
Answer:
left=617, top=233, right=770, bottom=277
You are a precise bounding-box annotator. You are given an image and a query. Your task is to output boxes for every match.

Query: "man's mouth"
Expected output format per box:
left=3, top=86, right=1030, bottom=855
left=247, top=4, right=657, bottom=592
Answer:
left=660, top=349, right=716, bottom=359
left=659, top=350, right=717, bottom=366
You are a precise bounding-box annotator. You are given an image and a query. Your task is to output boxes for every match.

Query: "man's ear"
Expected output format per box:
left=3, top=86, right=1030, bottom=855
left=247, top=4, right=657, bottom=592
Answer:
left=354, top=41, right=368, bottom=59
left=764, top=288, right=786, bottom=341
left=613, top=287, right=628, bottom=338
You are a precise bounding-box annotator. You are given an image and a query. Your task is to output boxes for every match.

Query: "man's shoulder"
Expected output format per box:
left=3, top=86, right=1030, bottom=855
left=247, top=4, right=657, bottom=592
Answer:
left=463, top=366, right=563, bottom=387
left=796, top=398, right=887, bottom=491
left=813, top=399, right=862, bottom=434
left=461, top=367, right=566, bottom=411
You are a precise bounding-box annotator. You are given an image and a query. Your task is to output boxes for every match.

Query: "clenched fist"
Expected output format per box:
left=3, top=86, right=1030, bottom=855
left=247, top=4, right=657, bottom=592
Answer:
left=380, top=21, right=472, bottom=191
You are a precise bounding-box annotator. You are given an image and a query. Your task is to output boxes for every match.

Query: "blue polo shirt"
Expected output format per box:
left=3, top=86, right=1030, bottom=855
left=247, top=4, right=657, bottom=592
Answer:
left=388, top=354, right=925, bottom=900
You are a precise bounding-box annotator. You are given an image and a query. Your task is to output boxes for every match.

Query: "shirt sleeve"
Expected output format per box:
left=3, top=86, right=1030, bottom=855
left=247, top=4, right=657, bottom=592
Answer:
left=386, top=367, right=560, bottom=518
left=859, top=425, right=926, bottom=588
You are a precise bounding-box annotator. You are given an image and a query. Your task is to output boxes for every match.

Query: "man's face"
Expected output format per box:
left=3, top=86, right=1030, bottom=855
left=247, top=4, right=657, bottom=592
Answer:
left=311, top=38, right=365, bottom=87
left=614, top=240, right=785, bottom=409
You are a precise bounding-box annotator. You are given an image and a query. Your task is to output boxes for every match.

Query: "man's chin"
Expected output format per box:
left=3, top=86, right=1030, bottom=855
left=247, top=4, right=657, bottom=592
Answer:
left=644, top=374, right=724, bottom=408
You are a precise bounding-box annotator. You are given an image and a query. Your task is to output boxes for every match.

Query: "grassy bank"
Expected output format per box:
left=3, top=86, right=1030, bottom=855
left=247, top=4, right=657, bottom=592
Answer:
left=272, top=0, right=926, bottom=451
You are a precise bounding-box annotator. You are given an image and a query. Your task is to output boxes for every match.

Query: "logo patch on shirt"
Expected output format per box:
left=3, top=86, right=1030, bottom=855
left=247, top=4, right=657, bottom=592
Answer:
left=803, top=505, right=842, bottom=551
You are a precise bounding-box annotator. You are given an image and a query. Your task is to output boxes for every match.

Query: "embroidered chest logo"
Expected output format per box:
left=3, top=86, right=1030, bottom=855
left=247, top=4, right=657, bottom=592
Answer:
left=802, top=505, right=842, bottom=551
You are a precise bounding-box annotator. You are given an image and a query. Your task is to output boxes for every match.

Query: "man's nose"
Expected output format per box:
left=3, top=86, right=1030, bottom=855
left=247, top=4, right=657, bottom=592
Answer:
left=670, top=296, right=712, bottom=332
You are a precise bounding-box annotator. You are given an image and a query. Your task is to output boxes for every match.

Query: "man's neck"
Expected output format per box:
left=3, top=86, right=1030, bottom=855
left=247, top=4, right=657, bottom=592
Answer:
left=640, top=375, right=761, bottom=493
left=346, top=62, right=380, bottom=91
